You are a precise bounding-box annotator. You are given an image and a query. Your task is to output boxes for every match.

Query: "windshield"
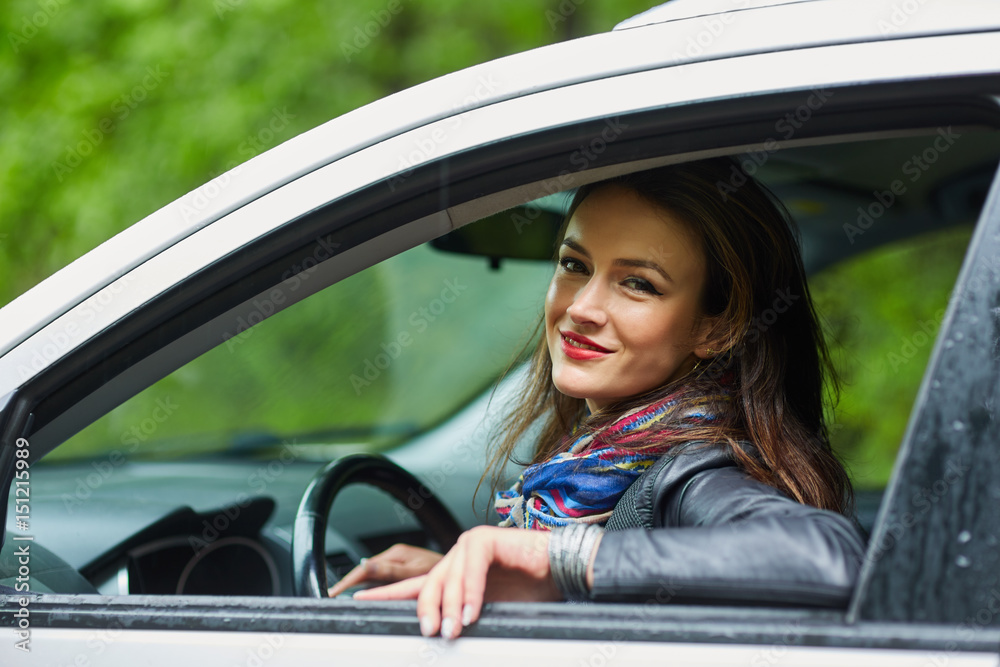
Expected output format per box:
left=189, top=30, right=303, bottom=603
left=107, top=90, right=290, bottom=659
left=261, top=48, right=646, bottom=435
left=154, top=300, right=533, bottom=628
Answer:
left=49, top=242, right=554, bottom=462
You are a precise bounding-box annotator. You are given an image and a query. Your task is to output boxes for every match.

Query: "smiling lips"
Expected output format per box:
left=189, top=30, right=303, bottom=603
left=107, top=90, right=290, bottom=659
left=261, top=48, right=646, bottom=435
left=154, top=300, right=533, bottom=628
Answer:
left=560, top=331, right=612, bottom=360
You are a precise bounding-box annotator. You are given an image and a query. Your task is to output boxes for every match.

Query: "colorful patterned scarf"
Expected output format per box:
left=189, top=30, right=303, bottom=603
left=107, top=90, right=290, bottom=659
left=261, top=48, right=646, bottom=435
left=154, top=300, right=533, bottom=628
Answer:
left=495, top=385, right=731, bottom=530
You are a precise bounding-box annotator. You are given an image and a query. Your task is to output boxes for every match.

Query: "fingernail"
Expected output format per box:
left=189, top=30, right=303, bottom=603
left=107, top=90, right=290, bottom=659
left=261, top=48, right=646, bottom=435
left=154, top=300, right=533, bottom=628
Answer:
left=461, top=604, right=474, bottom=627
left=419, top=616, right=435, bottom=638
left=440, top=617, right=456, bottom=640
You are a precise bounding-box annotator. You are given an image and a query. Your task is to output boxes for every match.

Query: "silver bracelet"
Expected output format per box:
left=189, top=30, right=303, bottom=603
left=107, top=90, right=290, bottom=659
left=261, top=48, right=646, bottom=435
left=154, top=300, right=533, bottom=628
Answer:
left=548, top=523, right=603, bottom=601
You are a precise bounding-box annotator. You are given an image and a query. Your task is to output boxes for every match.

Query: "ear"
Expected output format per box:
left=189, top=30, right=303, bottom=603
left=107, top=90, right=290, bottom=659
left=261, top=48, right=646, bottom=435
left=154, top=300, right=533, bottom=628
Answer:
left=691, top=315, right=728, bottom=360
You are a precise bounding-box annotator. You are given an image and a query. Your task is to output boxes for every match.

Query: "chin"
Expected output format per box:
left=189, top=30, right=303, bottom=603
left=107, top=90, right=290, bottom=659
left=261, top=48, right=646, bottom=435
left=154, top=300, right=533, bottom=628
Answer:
left=553, top=383, right=587, bottom=401
left=550, top=375, right=591, bottom=402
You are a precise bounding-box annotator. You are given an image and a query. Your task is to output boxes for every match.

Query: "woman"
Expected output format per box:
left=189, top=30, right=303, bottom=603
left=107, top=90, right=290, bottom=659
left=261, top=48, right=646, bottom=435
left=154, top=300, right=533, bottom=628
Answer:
left=328, top=158, right=865, bottom=640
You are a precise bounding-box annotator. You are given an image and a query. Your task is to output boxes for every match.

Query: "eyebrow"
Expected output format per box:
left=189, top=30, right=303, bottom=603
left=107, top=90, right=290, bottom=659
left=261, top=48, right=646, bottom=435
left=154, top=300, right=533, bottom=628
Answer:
left=615, top=258, right=674, bottom=284
left=561, top=238, right=674, bottom=283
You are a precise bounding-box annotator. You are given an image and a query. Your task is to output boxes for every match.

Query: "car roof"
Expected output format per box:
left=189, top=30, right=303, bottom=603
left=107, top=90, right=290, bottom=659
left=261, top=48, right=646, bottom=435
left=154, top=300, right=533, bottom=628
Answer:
left=614, top=0, right=821, bottom=29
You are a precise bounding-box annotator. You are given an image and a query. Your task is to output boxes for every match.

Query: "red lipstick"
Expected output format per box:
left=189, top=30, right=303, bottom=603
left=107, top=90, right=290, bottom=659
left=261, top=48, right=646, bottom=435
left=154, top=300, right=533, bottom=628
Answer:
left=560, top=331, right=611, bottom=360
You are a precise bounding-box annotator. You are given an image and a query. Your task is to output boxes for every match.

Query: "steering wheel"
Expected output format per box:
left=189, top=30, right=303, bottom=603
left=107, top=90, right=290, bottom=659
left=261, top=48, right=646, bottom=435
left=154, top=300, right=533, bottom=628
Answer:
left=292, top=453, right=463, bottom=597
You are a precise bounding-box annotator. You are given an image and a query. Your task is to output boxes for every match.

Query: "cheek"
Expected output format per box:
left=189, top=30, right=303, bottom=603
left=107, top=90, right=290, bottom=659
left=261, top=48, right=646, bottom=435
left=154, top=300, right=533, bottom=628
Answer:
left=620, top=308, right=694, bottom=354
left=544, top=279, right=564, bottom=325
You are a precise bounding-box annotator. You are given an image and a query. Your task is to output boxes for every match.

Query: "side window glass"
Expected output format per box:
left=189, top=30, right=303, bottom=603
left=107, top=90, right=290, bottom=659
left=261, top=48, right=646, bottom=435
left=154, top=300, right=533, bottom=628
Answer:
left=811, top=226, right=971, bottom=491
left=48, top=243, right=552, bottom=463
left=771, top=133, right=999, bottom=523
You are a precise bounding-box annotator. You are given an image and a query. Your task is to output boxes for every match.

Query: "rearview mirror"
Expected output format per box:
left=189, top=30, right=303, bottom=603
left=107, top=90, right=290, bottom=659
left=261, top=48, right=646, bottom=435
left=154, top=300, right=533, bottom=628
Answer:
left=430, top=193, right=572, bottom=268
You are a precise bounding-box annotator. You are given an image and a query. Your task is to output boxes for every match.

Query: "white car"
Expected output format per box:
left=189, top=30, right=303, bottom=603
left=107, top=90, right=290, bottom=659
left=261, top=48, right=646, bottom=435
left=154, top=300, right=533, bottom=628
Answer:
left=3, top=0, right=1000, bottom=664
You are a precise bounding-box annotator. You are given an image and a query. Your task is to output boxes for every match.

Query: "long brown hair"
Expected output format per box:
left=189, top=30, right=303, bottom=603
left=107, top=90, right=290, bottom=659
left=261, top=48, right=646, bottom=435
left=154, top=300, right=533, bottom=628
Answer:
left=484, top=157, right=853, bottom=514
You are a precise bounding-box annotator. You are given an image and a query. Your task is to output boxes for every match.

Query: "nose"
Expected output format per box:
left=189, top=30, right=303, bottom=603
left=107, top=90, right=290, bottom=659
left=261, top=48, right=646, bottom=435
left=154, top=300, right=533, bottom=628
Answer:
left=566, top=277, right=608, bottom=327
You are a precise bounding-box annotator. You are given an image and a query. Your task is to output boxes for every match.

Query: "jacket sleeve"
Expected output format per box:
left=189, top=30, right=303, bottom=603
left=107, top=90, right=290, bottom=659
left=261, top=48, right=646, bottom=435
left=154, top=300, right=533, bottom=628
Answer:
left=589, top=444, right=866, bottom=607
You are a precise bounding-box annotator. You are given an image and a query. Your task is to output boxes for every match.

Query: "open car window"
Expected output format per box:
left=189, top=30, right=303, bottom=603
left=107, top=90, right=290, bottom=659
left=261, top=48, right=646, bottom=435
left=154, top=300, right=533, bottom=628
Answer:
left=50, top=244, right=553, bottom=462
left=18, top=129, right=997, bottom=594
left=44, top=129, right=997, bottom=496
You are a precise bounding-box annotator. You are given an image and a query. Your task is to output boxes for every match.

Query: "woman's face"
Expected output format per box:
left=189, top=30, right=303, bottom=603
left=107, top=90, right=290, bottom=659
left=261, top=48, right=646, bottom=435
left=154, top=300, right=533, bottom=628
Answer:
left=545, top=184, right=713, bottom=413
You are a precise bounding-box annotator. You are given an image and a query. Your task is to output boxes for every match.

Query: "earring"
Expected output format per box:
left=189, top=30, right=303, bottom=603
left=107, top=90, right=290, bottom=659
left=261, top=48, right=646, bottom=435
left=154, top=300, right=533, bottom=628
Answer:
left=706, top=348, right=714, bottom=356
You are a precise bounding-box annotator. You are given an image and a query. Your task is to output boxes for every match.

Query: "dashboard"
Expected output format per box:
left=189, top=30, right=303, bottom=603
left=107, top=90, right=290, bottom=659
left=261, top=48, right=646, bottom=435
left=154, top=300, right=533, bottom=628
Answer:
left=87, top=499, right=282, bottom=596
left=2, top=456, right=472, bottom=597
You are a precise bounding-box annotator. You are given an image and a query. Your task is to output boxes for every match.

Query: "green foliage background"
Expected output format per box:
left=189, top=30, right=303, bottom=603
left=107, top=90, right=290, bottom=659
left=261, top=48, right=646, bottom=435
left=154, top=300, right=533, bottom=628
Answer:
left=811, top=226, right=969, bottom=489
left=0, top=0, right=653, bottom=305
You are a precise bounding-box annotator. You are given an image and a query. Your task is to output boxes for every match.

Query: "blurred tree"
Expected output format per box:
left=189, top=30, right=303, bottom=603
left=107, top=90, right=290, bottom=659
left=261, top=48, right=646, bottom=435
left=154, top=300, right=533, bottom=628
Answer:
left=811, top=226, right=971, bottom=488
left=0, top=0, right=653, bottom=305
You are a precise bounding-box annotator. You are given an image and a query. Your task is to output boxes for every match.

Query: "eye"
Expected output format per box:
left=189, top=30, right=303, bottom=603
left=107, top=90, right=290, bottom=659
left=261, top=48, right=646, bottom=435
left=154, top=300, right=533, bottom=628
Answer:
left=558, top=256, right=588, bottom=274
left=622, top=276, right=663, bottom=296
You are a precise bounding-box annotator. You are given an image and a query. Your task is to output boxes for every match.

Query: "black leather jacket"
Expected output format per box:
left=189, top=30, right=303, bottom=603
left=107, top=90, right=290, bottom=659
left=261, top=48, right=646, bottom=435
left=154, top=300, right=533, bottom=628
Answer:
left=590, top=442, right=866, bottom=607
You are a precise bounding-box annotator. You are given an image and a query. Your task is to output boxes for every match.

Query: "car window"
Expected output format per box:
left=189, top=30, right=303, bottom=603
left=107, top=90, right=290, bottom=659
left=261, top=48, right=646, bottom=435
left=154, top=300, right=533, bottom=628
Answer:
left=47, top=242, right=553, bottom=462
left=45, top=135, right=987, bottom=492
left=811, top=225, right=972, bottom=489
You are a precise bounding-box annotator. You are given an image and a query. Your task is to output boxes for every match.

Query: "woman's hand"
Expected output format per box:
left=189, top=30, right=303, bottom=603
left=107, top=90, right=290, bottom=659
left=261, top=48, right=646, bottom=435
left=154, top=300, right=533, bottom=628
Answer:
left=327, top=543, right=442, bottom=598
left=354, top=526, right=561, bottom=639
